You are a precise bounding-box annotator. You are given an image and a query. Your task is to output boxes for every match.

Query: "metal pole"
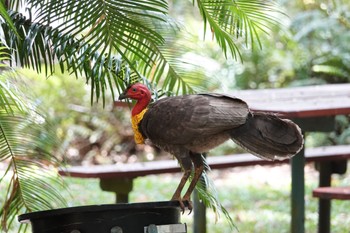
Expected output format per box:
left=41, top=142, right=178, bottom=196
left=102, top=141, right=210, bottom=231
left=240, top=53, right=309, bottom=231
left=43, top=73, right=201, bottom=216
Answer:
left=193, top=188, right=206, bottom=233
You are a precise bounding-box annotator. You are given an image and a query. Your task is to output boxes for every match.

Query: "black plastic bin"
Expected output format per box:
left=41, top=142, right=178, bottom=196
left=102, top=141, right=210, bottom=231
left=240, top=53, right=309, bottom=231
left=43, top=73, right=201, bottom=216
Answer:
left=18, top=201, right=185, bottom=233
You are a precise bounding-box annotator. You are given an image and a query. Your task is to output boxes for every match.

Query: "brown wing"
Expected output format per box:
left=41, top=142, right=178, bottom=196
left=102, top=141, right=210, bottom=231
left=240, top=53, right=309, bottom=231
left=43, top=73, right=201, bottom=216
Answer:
left=140, top=93, right=249, bottom=145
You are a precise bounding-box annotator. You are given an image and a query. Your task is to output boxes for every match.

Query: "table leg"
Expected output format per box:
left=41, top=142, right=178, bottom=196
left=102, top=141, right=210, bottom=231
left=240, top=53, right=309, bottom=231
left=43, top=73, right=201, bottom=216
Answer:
left=290, top=116, right=335, bottom=233
left=317, top=162, right=332, bottom=233
left=316, top=160, right=347, bottom=233
left=116, top=193, right=129, bottom=203
left=291, top=145, right=305, bottom=233
left=99, top=178, right=133, bottom=203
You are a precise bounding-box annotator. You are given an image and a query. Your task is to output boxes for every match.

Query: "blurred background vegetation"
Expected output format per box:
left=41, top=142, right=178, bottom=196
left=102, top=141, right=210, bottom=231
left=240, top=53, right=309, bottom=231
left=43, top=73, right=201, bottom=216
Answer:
left=1, top=0, right=350, bottom=232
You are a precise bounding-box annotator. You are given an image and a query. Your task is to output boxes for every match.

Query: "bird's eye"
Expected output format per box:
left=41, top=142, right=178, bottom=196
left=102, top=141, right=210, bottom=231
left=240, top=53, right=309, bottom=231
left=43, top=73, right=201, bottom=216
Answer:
left=132, top=88, right=137, bottom=92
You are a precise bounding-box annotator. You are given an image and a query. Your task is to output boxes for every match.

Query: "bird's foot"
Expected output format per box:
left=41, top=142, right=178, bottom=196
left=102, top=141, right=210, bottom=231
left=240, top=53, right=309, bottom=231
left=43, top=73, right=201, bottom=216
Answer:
left=171, top=196, right=193, bottom=214
left=185, top=199, right=193, bottom=214
left=181, top=194, right=193, bottom=214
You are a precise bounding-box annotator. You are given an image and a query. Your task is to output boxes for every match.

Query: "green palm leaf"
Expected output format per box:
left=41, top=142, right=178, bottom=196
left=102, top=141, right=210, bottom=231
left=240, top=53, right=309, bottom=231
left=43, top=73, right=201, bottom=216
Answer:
left=0, top=53, right=67, bottom=232
left=3, top=0, right=283, bottom=101
left=29, top=0, right=170, bottom=83
left=0, top=92, right=68, bottom=232
left=0, top=1, right=20, bottom=37
left=3, top=1, right=200, bottom=101
left=196, top=0, right=282, bottom=59
left=195, top=170, right=237, bottom=231
left=2, top=11, right=129, bottom=104
left=0, top=79, right=24, bottom=115
left=128, top=21, right=209, bottom=95
left=4, top=1, right=206, bottom=99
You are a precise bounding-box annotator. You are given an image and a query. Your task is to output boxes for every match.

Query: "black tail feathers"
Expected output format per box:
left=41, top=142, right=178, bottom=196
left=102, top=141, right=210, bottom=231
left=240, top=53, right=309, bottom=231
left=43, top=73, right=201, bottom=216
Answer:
left=230, top=112, right=304, bottom=161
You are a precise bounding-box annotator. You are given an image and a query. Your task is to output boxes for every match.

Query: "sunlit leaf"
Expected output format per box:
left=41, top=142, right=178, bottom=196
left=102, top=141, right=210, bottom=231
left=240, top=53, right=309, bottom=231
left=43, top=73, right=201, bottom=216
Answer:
left=0, top=1, right=20, bottom=38
left=196, top=0, right=283, bottom=59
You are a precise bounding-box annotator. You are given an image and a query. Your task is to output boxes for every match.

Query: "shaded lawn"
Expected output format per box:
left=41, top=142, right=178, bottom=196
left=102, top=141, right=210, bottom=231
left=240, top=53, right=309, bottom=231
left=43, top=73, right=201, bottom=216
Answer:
left=3, top=163, right=350, bottom=232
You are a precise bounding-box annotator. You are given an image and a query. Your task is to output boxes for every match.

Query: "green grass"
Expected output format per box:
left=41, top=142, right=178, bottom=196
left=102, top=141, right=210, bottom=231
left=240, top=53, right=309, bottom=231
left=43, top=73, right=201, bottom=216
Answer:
left=3, top=163, right=350, bottom=233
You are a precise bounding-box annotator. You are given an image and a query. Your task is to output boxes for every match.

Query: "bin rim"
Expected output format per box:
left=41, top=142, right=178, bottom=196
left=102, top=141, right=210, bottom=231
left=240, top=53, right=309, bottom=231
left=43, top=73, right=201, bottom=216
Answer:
left=18, top=201, right=183, bottom=223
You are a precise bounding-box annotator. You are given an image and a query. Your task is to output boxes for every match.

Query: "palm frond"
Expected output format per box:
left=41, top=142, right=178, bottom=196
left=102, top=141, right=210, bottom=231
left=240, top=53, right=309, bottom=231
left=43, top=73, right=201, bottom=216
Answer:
left=195, top=171, right=237, bottom=231
left=196, top=0, right=283, bottom=59
left=134, top=25, right=209, bottom=95
left=0, top=47, right=25, bottom=114
left=3, top=0, right=206, bottom=102
left=0, top=1, right=20, bottom=37
left=0, top=102, right=68, bottom=232
left=192, top=155, right=237, bottom=231
left=0, top=49, right=67, bottom=231
left=29, top=0, right=170, bottom=89
left=2, top=11, right=133, bottom=105
left=4, top=0, right=283, bottom=99
left=4, top=1, right=209, bottom=100
left=3, top=0, right=25, bottom=11
left=0, top=79, right=24, bottom=115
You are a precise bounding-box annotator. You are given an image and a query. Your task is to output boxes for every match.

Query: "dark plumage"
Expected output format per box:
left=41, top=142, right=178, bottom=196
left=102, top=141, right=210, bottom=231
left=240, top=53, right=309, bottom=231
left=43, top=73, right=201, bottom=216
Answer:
left=119, top=83, right=304, bottom=211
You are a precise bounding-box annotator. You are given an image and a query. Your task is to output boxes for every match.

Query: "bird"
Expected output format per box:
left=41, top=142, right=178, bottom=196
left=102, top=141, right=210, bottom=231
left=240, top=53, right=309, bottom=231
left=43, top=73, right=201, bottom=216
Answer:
left=119, top=83, right=304, bottom=211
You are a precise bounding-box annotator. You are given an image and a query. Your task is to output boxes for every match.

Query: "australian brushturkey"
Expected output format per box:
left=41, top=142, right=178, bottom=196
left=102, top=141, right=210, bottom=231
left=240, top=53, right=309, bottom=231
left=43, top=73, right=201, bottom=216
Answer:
left=119, top=83, right=303, bottom=211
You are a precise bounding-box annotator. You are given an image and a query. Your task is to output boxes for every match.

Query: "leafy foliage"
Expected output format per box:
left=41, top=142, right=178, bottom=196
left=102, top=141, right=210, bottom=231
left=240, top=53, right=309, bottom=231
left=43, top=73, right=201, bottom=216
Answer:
left=195, top=162, right=237, bottom=231
left=196, top=0, right=282, bottom=59
left=0, top=1, right=19, bottom=37
left=290, top=0, right=350, bottom=84
left=211, top=0, right=350, bottom=90
left=0, top=51, right=67, bottom=232
left=2, top=0, right=283, bottom=103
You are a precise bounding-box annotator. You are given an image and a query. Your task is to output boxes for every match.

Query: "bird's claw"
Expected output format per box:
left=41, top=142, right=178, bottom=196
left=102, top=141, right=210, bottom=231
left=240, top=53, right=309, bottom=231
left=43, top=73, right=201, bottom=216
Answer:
left=186, top=200, right=193, bottom=215
left=179, top=200, right=186, bottom=214
left=172, top=198, right=193, bottom=214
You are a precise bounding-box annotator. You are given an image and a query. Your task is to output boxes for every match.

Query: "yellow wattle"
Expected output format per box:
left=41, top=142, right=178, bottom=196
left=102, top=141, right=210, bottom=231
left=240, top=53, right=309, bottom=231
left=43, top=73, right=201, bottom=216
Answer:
left=131, top=108, right=148, bottom=144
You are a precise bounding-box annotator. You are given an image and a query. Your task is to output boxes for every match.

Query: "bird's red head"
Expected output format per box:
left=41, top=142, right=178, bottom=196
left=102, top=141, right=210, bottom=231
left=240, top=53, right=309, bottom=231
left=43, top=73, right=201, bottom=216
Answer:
left=119, top=83, right=152, bottom=116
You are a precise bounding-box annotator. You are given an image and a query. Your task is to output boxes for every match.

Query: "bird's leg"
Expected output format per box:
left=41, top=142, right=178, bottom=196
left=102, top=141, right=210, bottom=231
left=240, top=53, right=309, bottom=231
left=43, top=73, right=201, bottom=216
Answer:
left=181, top=152, right=204, bottom=213
left=171, top=157, right=193, bottom=212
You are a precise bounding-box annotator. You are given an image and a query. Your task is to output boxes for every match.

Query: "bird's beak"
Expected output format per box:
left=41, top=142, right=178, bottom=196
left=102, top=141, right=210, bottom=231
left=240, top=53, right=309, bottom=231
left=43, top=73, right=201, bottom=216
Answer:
left=118, top=93, right=128, bottom=100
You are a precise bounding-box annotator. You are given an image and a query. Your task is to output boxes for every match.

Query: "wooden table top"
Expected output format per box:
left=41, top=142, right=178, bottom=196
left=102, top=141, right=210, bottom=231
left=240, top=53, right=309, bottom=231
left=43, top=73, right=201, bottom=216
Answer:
left=230, top=83, right=350, bottom=118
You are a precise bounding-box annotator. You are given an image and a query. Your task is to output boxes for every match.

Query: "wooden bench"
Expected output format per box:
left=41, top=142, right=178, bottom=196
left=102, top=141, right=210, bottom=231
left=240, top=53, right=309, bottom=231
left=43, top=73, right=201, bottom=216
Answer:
left=312, top=179, right=350, bottom=233
left=59, top=144, right=350, bottom=232
left=313, top=186, right=350, bottom=200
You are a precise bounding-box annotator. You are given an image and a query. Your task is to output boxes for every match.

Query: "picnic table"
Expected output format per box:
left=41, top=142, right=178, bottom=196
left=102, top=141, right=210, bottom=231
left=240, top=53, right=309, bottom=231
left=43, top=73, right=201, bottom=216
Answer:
left=60, top=83, right=350, bottom=233
left=231, top=83, right=350, bottom=233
